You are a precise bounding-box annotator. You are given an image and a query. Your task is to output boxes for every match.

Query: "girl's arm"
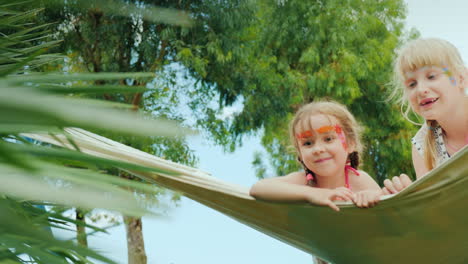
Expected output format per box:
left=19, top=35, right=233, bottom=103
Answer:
left=249, top=171, right=309, bottom=201
left=249, top=172, right=354, bottom=212
left=351, top=171, right=383, bottom=208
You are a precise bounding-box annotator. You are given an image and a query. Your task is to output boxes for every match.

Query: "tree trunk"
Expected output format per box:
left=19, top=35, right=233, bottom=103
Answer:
left=76, top=209, right=88, bottom=247
left=124, top=215, right=147, bottom=264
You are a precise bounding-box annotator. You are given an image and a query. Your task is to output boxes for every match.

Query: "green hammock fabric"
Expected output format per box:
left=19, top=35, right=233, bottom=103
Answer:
left=27, top=128, right=468, bottom=264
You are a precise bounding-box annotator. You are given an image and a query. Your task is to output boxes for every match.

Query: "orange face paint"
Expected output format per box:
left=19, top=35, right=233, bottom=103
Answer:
left=296, top=130, right=313, bottom=139
left=295, top=124, right=347, bottom=149
left=316, top=125, right=335, bottom=134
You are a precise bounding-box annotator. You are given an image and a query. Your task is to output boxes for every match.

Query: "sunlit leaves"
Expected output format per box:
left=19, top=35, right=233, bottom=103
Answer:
left=1, top=1, right=194, bottom=263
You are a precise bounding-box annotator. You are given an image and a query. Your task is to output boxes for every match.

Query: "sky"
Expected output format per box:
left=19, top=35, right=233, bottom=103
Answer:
left=59, top=1, right=468, bottom=263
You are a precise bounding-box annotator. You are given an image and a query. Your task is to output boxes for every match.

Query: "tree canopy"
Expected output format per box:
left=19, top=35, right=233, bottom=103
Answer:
left=188, top=0, right=416, bottom=183
left=42, top=0, right=417, bottom=183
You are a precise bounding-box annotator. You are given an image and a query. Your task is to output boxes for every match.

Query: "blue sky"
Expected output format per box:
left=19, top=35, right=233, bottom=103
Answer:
left=60, top=1, right=468, bottom=263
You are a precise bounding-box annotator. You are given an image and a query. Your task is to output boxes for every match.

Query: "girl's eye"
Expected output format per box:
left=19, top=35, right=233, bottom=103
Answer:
left=427, top=73, right=436, bottom=80
left=407, top=80, right=417, bottom=88
left=324, top=136, right=334, bottom=142
left=302, top=140, right=313, bottom=146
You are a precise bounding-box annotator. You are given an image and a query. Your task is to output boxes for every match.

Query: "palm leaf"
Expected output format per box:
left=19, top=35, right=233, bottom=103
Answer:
left=0, top=0, right=194, bottom=263
left=0, top=198, right=118, bottom=264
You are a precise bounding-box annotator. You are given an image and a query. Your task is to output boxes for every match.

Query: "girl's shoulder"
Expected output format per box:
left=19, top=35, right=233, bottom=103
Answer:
left=412, top=123, right=450, bottom=165
left=347, top=168, right=364, bottom=186
left=352, top=169, right=371, bottom=181
left=349, top=169, right=380, bottom=191
left=280, top=170, right=308, bottom=185
left=356, top=169, right=369, bottom=177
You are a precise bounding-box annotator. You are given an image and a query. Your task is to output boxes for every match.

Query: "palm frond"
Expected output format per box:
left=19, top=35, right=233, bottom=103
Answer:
left=0, top=1, right=194, bottom=263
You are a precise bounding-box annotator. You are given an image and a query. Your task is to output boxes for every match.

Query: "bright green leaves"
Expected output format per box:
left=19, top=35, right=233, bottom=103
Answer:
left=45, top=0, right=192, bottom=27
left=199, top=0, right=415, bottom=182
left=177, top=47, right=208, bottom=78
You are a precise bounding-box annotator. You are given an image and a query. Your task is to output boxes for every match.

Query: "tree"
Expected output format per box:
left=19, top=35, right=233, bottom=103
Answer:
left=38, top=1, right=216, bottom=263
left=42, top=0, right=417, bottom=185
left=188, top=0, right=417, bottom=183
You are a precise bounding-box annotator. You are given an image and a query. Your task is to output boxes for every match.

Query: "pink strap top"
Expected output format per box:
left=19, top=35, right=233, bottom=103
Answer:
left=344, top=165, right=359, bottom=189
left=306, top=164, right=360, bottom=189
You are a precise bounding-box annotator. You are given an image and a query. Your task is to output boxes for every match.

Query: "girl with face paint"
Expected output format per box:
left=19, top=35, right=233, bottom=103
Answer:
left=383, top=38, right=468, bottom=194
left=249, top=100, right=382, bottom=212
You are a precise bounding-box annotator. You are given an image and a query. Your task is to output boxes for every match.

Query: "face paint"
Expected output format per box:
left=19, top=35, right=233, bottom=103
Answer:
left=295, top=130, right=313, bottom=139
left=316, top=125, right=335, bottom=134
left=296, top=125, right=348, bottom=149
left=442, top=65, right=457, bottom=86
left=335, top=125, right=347, bottom=150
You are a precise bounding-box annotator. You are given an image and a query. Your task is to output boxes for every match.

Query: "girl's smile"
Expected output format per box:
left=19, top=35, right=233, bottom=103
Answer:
left=314, top=157, right=333, bottom=163
left=419, top=97, right=439, bottom=108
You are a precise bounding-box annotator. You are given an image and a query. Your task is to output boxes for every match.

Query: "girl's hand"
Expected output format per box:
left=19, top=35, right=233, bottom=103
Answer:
left=353, top=190, right=382, bottom=208
left=304, top=187, right=354, bottom=212
left=382, top=174, right=412, bottom=195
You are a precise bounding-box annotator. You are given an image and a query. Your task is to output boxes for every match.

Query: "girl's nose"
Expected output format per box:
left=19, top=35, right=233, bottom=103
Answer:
left=416, top=81, right=430, bottom=95
left=312, top=143, right=325, bottom=154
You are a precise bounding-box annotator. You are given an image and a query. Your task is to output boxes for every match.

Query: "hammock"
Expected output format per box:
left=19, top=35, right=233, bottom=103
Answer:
left=26, top=128, right=468, bottom=264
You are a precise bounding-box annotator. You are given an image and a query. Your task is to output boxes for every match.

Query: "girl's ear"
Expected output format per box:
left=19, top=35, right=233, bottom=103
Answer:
left=459, top=74, right=465, bottom=88
left=459, top=67, right=468, bottom=90
left=459, top=78, right=467, bottom=96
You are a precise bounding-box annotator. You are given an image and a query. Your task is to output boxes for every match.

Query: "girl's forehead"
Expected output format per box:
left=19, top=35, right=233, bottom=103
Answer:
left=404, top=65, right=441, bottom=78
left=398, top=45, right=445, bottom=74
left=295, top=114, right=340, bottom=133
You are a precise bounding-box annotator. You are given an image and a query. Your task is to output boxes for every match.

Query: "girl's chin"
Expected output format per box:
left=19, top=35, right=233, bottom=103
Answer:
left=421, top=114, right=436, bottom=120
left=416, top=109, right=437, bottom=120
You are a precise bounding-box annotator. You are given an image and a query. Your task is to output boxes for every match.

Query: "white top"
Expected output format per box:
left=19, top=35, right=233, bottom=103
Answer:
left=411, top=123, right=451, bottom=167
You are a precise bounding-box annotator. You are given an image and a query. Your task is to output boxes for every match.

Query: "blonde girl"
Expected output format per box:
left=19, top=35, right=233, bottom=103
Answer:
left=249, top=100, right=382, bottom=211
left=383, top=38, right=468, bottom=194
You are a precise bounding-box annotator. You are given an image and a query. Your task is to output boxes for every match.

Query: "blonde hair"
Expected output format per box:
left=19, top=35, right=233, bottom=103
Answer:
left=289, top=100, right=364, bottom=167
left=391, top=38, right=466, bottom=169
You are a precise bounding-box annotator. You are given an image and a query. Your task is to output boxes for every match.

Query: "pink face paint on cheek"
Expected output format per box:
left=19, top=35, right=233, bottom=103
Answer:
left=335, top=125, right=347, bottom=150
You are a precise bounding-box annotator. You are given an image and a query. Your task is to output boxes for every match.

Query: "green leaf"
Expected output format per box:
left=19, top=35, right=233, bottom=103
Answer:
left=0, top=87, right=195, bottom=137
left=45, top=0, right=192, bottom=27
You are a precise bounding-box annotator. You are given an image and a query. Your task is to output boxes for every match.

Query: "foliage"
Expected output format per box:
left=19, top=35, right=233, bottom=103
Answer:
left=0, top=0, right=193, bottom=263
left=35, top=1, right=260, bottom=217
left=35, top=1, right=205, bottom=263
left=40, top=0, right=200, bottom=164
left=39, top=0, right=420, bottom=184
left=187, top=0, right=417, bottom=183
